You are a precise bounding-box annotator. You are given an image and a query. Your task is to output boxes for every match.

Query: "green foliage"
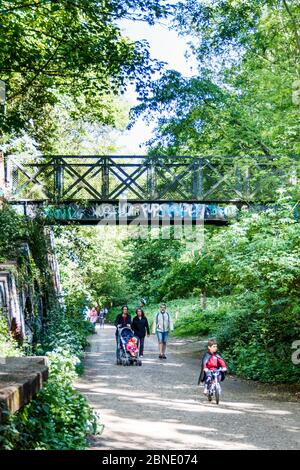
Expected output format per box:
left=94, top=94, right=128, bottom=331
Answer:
left=158, top=254, right=212, bottom=300
left=128, top=197, right=299, bottom=384
left=55, top=227, right=131, bottom=310
left=0, top=350, right=98, bottom=450
left=171, top=200, right=300, bottom=383
left=132, top=1, right=299, bottom=156
left=173, top=298, right=232, bottom=338
left=0, top=305, right=100, bottom=450
left=124, top=234, right=183, bottom=300
left=0, top=205, right=27, bottom=261
left=0, top=0, right=170, bottom=147
left=0, top=311, right=23, bottom=357
left=36, top=305, right=94, bottom=374
left=0, top=207, right=100, bottom=450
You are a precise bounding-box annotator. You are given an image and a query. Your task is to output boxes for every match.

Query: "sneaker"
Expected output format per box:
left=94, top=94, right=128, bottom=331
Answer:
left=140, top=355, right=143, bottom=358
left=162, top=355, right=167, bottom=359
left=203, top=387, right=208, bottom=395
left=159, top=355, right=163, bottom=359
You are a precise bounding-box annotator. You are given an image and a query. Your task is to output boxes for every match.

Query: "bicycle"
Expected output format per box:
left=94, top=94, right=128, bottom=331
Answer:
left=206, top=368, right=224, bottom=405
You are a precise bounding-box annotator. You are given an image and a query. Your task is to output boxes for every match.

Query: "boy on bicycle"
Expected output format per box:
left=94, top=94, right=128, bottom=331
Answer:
left=198, top=339, right=227, bottom=395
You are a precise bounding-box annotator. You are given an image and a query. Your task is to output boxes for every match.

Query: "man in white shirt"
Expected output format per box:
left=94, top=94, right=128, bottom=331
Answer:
left=152, top=303, right=174, bottom=360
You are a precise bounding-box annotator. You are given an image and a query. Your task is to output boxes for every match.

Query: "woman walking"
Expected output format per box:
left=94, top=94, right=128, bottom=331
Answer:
left=132, top=307, right=150, bottom=358
left=88, top=306, right=98, bottom=328
left=114, top=305, right=132, bottom=363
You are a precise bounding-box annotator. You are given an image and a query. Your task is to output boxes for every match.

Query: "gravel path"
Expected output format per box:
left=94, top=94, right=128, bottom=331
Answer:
left=76, top=325, right=300, bottom=450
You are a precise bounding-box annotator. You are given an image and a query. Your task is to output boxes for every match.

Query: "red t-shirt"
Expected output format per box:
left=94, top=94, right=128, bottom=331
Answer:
left=204, top=353, right=227, bottom=370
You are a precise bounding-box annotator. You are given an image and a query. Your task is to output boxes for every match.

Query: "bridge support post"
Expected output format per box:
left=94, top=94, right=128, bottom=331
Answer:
left=0, top=151, right=11, bottom=201
left=147, top=163, right=156, bottom=199
left=235, top=166, right=243, bottom=197
left=193, top=159, right=203, bottom=200
left=55, top=160, right=64, bottom=199
left=102, top=158, right=110, bottom=198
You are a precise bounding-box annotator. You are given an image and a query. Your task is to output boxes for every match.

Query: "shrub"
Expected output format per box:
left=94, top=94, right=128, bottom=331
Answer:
left=0, top=350, right=99, bottom=450
left=0, top=306, right=101, bottom=450
left=0, top=312, right=23, bottom=357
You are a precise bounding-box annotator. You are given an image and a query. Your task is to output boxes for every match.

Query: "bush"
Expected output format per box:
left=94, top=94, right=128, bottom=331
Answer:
left=230, top=342, right=300, bottom=383
left=173, top=298, right=231, bottom=337
left=0, top=306, right=102, bottom=450
left=214, top=297, right=300, bottom=383
left=0, top=350, right=99, bottom=450
left=0, top=206, right=27, bottom=261
left=36, top=306, right=94, bottom=373
left=0, top=312, right=23, bottom=357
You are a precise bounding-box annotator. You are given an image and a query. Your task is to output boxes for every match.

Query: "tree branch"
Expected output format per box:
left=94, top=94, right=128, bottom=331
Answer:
left=0, top=1, right=51, bottom=13
left=282, top=0, right=300, bottom=56
left=7, top=33, right=70, bottom=102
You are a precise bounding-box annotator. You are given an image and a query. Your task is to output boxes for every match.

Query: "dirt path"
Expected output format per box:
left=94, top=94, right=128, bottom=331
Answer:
left=76, top=326, right=300, bottom=450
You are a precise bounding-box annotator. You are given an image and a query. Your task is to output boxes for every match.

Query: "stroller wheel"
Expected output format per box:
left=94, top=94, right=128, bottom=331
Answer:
left=138, top=360, right=142, bottom=366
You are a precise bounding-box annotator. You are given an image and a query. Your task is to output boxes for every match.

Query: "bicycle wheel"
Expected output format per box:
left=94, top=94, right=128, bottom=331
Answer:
left=215, top=384, right=221, bottom=405
left=207, top=385, right=213, bottom=402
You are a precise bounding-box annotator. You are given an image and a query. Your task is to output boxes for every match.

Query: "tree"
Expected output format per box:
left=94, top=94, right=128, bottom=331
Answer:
left=0, top=0, right=171, bottom=146
left=131, top=0, right=300, bottom=157
left=55, top=226, right=131, bottom=309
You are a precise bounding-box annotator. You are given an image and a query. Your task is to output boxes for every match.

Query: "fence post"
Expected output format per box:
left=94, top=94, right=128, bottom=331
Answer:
left=55, top=158, right=64, bottom=199
left=235, top=165, right=242, bottom=196
left=102, top=157, right=109, bottom=199
left=0, top=151, right=11, bottom=200
left=147, top=161, right=157, bottom=199
left=193, top=159, right=203, bottom=200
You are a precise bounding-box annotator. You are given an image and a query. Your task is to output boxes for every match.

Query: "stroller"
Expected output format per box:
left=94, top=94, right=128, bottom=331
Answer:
left=116, top=326, right=142, bottom=366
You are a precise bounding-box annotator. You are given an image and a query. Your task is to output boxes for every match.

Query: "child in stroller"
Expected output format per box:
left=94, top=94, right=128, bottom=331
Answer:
left=126, top=337, right=139, bottom=356
left=116, top=326, right=142, bottom=366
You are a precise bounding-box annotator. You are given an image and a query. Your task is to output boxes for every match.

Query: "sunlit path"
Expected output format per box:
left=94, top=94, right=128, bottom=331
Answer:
left=76, top=326, right=300, bottom=450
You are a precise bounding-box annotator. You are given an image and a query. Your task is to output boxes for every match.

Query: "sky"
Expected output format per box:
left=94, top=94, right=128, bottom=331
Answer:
left=115, top=20, right=197, bottom=154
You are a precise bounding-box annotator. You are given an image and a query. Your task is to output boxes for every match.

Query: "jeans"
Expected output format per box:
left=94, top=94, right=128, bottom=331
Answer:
left=116, top=336, right=120, bottom=360
left=139, top=336, right=145, bottom=355
left=205, top=370, right=221, bottom=387
left=156, top=331, right=169, bottom=343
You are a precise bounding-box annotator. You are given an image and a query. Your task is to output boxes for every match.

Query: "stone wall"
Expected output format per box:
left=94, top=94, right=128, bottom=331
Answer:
left=0, top=235, right=63, bottom=343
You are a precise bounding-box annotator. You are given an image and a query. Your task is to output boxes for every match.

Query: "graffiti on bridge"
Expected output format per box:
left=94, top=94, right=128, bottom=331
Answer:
left=11, top=201, right=240, bottom=225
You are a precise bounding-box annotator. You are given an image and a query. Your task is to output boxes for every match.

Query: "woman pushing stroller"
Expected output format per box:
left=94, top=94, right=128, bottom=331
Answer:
left=115, top=305, right=132, bottom=364
left=114, top=305, right=144, bottom=366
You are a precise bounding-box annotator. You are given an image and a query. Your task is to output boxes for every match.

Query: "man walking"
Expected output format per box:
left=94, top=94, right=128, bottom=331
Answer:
left=152, top=303, right=174, bottom=359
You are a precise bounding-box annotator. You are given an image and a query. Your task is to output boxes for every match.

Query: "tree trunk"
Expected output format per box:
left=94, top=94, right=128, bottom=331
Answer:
left=200, top=288, right=207, bottom=310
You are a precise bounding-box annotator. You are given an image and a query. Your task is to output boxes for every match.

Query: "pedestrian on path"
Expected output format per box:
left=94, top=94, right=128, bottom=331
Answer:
left=88, top=306, right=98, bottom=327
left=132, top=307, right=150, bottom=358
left=114, top=305, right=132, bottom=362
left=82, top=305, right=90, bottom=321
left=152, top=303, right=174, bottom=359
left=99, top=307, right=108, bottom=329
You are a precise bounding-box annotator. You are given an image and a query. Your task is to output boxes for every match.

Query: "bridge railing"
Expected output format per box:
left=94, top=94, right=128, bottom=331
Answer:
left=3, top=154, right=299, bottom=203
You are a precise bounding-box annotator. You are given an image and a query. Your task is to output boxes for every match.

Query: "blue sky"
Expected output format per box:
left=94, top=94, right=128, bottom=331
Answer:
left=116, top=20, right=197, bottom=154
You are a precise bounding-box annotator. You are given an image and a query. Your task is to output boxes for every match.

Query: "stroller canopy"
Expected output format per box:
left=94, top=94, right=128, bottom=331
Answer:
left=119, top=326, right=134, bottom=344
